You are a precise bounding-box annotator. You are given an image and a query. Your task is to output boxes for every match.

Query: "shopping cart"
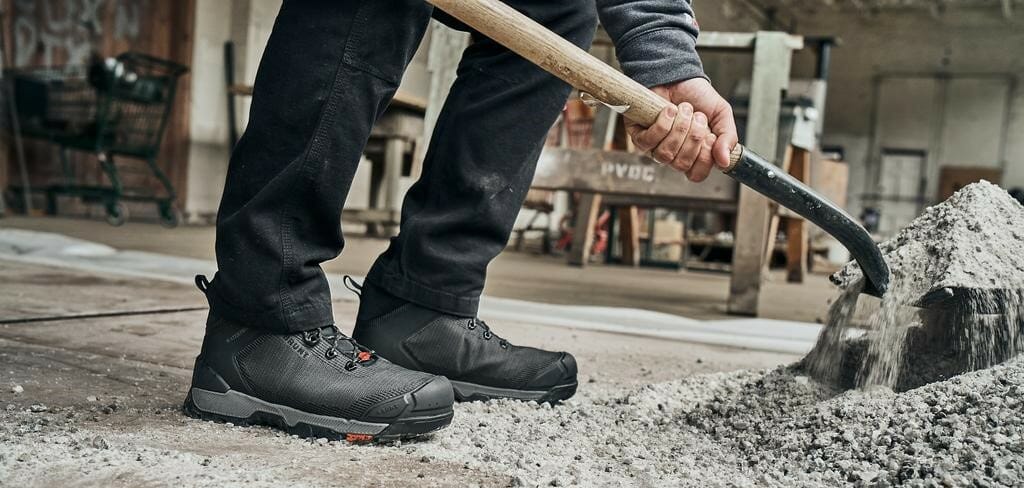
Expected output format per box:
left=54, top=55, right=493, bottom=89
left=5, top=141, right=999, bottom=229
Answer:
left=5, top=52, right=188, bottom=226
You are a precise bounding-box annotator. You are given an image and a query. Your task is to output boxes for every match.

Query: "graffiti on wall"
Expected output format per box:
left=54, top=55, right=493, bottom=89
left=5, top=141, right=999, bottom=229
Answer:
left=13, top=0, right=150, bottom=67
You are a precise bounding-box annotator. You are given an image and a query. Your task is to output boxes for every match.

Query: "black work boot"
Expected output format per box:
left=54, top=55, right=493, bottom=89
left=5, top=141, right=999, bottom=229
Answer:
left=350, top=278, right=578, bottom=404
left=184, top=276, right=454, bottom=442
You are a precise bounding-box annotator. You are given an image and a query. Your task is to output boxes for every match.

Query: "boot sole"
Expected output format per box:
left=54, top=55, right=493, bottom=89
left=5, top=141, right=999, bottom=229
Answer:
left=450, top=380, right=578, bottom=404
left=182, top=387, right=453, bottom=443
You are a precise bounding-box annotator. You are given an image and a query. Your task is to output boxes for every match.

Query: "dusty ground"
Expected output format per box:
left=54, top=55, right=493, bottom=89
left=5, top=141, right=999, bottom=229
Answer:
left=0, top=216, right=835, bottom=323
left=6, top=188, right=1024, bottom=486
left=0, top=260, right=797, bottom=487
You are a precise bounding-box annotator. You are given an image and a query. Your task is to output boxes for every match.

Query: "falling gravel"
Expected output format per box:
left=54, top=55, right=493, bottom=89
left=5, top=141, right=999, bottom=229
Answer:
left=809, top=181, right=1024, bottom=390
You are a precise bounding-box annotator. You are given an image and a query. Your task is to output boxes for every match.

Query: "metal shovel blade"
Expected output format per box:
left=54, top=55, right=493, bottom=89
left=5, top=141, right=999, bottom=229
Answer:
left=726, top=146, right=891, bottom=298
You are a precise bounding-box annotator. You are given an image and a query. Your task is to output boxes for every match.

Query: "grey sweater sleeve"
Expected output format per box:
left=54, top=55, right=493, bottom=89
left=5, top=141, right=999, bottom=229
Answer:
left=596, top=0, right=706, bottom=88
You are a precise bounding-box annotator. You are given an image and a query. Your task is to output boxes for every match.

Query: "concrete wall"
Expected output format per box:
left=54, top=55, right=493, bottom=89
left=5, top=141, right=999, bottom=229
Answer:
left=183, top=0, right=235, bottom=221
left=689, top=4, right=1023, bottom=231
left=183, top=0, right=432, bottom=220
left=789, top=8, right=1024, bottom=221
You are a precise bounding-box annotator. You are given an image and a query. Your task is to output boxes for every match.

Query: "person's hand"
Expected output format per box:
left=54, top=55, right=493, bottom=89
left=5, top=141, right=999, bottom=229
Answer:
left=625, top=78, right=738, bottom=182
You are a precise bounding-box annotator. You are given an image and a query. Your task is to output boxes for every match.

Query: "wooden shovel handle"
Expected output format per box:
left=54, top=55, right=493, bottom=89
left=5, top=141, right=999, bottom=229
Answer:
left=428, top=0, right=668, bottom=127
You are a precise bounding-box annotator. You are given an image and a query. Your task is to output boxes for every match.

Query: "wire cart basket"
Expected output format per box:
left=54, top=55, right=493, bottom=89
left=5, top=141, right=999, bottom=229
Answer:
left=5, top=52, right=188, bottom=226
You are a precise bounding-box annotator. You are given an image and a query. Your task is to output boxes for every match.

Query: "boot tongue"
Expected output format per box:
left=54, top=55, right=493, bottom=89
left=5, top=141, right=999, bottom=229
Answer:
left=319, top=326, right=357, bottom=355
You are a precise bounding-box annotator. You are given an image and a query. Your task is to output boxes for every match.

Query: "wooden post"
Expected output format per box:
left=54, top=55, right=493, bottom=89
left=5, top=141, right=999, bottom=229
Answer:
left=727, top=32, right=795, bottom=316
left=786, top=148, right=811, bottom=282
left=567, top=193, right=602, bottom=266
left=618, top=206, right=641, bottom=266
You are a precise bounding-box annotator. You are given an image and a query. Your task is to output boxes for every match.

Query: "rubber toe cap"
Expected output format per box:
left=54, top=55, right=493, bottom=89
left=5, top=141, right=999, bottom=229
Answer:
left=365, top=375, right=453, bottom=421
left=528, top=352, right=578, bottom=389
left=410, top=375, right=455, bottom=414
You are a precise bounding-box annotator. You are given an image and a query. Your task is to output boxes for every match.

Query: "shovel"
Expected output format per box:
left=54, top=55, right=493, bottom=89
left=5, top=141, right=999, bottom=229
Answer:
left=429, top=0, right=893, bottom=299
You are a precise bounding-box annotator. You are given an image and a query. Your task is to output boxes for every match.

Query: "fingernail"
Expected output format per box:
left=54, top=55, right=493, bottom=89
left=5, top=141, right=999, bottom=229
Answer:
left=680, top=104, right=692, bottom=116
left=695, top=113, right=707, bottom=126
left=667, top=106, right=678, bottom=118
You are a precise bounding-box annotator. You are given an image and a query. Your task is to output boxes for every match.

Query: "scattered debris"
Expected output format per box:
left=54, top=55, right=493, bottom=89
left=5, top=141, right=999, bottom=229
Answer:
left=90, top=436, right=109, bottom=450
left=11, top=385, right=24, bottom=394
left=2, top=183, right=1022, bottom=486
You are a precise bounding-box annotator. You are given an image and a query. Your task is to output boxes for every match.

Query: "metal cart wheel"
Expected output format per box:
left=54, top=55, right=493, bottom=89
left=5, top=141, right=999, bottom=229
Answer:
left=159, top=203, right=182, bottom=229
left=105, top=201, right=128, bottom=227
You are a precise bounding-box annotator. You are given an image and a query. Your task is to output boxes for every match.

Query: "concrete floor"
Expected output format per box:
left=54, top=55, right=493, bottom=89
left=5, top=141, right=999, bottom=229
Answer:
left=0, top=259, right=798, bottom=486
left=0, top=216, right=836, bottom=324
left=0, top=215, right=840, bottom=485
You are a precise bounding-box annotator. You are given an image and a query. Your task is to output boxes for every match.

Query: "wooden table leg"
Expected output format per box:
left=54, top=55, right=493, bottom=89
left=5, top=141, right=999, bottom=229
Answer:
left=568, top=192, right=602, bottom=267
left=618, top=205, right=640, bottom=267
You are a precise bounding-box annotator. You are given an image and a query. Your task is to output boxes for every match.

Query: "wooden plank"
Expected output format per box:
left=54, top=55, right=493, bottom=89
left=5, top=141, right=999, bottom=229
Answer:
left=391, top=90, right=429, bottom=112
left=371, top=110, right=425, bottom=139
left=601, top=193, right=737, bottom=213
left=727, top=32, right=794, bottom=316
left=567, top=193, right=602, bottom=267
left=618, top=206, right=640, bottom=267
left=343, top=207, right=399, bottom=224
left=534, top=147, right=737, bottom=201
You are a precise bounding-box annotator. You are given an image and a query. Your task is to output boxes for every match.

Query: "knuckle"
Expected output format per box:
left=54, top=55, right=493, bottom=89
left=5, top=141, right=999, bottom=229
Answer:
left=689, top=127, right=706, bottom=141
left=654, top=147, right=675, bottom=162
left=632, top=135, right=650, bottom=151
left=675, top=156, right=694, bottom=171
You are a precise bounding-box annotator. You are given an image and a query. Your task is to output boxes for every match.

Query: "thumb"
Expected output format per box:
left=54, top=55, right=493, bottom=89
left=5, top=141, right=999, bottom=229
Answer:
left=712, top=133, right=737, bottom=169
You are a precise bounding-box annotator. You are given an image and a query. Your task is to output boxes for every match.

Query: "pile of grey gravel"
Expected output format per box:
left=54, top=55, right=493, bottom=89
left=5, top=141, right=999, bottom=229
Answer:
left=5, top=360, right=1023, bottom=486
left=415, top=356, right=1024, bottom=486
left=833, top=180, right=1024, bottom=299
left=419, top=181, right=1024, bottom=486
left=812, top=181, right=1024, bottom=390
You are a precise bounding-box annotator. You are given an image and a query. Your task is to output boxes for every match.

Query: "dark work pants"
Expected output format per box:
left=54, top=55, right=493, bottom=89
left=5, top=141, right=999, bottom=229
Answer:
left=206, top=0, right=597, bottom=333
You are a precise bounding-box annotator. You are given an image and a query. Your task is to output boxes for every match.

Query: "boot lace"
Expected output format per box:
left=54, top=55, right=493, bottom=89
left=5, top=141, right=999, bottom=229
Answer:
left=302, top=326, right=376, bottom=370
left=467, top=318, right=509, bottom=349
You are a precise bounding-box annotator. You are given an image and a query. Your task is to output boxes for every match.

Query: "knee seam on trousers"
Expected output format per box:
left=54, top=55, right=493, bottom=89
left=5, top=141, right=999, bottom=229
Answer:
left=277, top=43, right=356, bottom=325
